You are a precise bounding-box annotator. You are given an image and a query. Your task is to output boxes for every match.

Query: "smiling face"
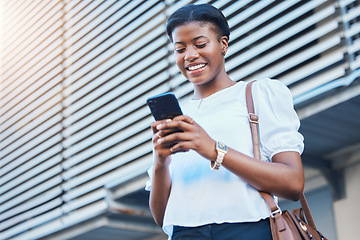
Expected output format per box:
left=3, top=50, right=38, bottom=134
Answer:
left=172, top=22, right=228, bottom=87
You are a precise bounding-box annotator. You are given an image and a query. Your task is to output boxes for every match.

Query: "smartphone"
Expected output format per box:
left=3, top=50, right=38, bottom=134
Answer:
left=146, top=92, right=183, bottom=121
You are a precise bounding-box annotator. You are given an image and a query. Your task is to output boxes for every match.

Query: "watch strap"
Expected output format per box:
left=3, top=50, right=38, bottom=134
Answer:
left=211, top=141, right=228, bottom=170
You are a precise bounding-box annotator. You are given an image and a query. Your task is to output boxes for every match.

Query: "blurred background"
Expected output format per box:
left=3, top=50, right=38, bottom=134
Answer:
left=0, top=0, right=359, bottom=239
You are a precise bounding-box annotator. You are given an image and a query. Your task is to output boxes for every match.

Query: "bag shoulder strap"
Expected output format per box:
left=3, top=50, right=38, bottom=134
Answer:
left=245, top=80, right=317, bottom=230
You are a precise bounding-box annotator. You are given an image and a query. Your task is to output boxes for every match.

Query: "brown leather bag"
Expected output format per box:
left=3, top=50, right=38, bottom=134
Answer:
left=245, top=81, right=328, bottom=240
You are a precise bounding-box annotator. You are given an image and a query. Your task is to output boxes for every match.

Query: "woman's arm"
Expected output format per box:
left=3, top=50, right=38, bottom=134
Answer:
left=148, top=120, right=175, bottom=227
left=156, top=115, right=304, bottom=201
left=221, top=150, right=304, bottom=201
left=149, top=158, right=171, bottom=227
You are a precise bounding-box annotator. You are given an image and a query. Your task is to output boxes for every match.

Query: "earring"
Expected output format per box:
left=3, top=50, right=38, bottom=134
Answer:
left=222, top=46, right=227, bottom=56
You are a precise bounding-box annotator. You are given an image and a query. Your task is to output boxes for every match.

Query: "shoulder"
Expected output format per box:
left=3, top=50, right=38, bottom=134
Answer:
left=251, top=78, right=293, bottom=102
left=252, top=78, right=290, bottom=94
left=250, top=78, right=296, bottom=117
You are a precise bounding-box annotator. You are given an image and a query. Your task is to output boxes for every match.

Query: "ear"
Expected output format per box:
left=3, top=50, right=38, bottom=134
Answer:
left=220, top=36, right=229, bottom=56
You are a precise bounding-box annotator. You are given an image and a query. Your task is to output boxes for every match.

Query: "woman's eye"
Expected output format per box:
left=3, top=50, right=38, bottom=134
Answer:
left=196, top=43, right=206, bottom=48
left=175, top=48, right=185, bottom=53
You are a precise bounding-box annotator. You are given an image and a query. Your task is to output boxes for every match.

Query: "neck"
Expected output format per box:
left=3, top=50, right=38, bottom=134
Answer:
left=193, top=75, right=235, bottom=100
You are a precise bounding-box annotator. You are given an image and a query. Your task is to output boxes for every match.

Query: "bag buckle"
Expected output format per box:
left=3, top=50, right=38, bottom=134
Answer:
left=270, top=208, right=282, bottom=218
left=248, top=113, right=258, bottom=124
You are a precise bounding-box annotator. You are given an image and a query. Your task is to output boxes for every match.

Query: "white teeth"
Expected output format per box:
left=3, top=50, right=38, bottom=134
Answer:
left=188, top=64, right=206, bottom=71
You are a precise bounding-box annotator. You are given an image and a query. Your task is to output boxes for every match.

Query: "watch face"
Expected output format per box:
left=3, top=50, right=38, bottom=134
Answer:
left=217, top=142, right=228, bottom=152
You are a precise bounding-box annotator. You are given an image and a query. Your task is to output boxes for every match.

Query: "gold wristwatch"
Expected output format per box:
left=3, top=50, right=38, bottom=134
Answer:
left=211, top=141, right=228, bottom=170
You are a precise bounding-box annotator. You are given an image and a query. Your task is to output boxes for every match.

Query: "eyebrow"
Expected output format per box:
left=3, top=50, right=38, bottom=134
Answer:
left=174, top=35, right=208, bottom=45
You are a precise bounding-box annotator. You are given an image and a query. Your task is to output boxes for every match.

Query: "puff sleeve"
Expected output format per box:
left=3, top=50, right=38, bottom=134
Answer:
left=252, top=79, right=304, bottom=162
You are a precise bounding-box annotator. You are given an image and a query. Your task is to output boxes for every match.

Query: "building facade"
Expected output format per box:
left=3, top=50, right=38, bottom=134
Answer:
left=1, top=0, right=359, bottom=239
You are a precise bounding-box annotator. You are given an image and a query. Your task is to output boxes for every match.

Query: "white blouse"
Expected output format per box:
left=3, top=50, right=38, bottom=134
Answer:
left=146, top=78, right=304, bottom=238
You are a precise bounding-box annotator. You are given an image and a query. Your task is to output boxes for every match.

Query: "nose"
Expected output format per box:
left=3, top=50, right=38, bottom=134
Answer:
left=184, top=46, right=199, bottom=61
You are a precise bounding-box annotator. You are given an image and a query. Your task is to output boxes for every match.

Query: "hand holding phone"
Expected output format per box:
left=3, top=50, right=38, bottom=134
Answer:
left=147, top=92, right=183, bottom=148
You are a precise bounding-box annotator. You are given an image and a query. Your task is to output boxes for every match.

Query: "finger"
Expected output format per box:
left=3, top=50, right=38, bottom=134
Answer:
left=158, top=128, right=184, bottom=138
left=173, top=115, right=194, bottom=124
left=169, top=141, right=197, bottom=154
left=170, top=146, right=190, bottom=154
left=156, top=132, right=162, bottom=138
left=152, top=129, right=166, bottom=143
left=153, top=131, right=176, bottom=147
left=152, top=132, right=162, bottom=144
left=157, top=131, right=193, bottom=146
left=169, top=141, right=193, bottom=154
left=151, top=119, right=172, bottom=133
left=157, top=117, right=195, bottom=132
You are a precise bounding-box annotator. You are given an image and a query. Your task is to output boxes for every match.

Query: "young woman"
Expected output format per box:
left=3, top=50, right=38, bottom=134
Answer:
left=146, top=4, right=304, bottom=240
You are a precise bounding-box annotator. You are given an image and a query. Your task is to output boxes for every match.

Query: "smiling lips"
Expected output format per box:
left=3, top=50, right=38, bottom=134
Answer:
left=186, top=63, right=207, bottom=72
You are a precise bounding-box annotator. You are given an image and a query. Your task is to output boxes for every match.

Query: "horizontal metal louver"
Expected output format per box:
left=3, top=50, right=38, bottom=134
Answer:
left=0, top=0, right=66, bottom=238
left=169, top=0, right=358, bottom=104
left=0, top=0, right=168, bottom=239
